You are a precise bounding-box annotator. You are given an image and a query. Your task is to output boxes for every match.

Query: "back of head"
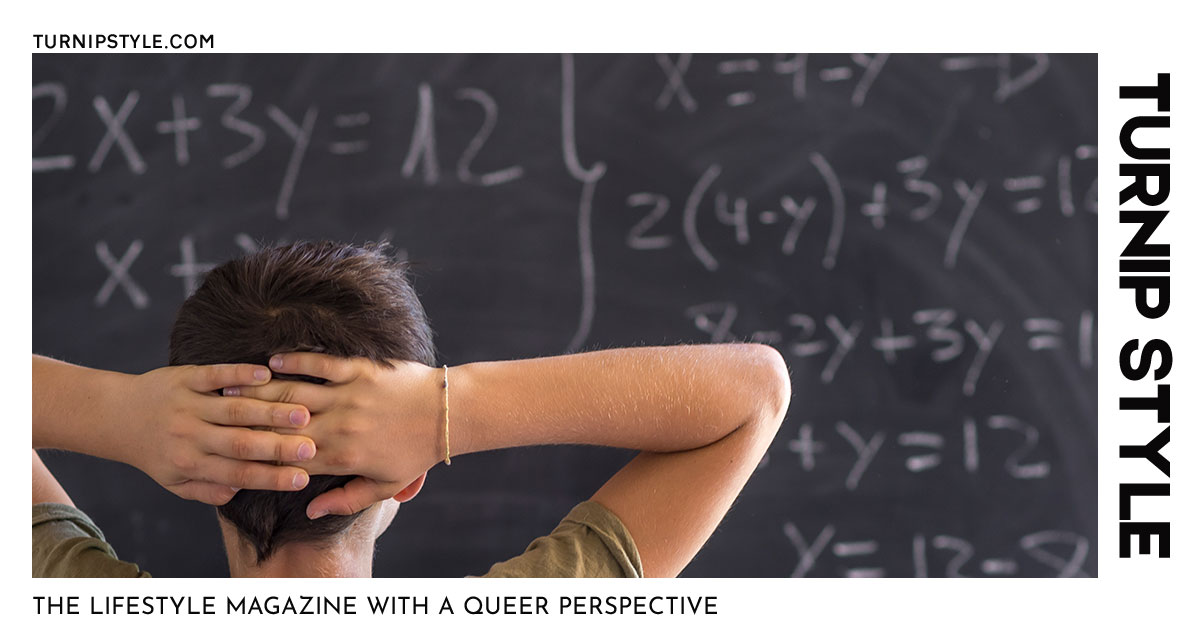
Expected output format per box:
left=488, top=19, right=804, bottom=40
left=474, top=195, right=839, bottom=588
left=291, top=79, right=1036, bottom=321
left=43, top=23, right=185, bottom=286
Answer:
left=168, top=241, right=435, bottom=563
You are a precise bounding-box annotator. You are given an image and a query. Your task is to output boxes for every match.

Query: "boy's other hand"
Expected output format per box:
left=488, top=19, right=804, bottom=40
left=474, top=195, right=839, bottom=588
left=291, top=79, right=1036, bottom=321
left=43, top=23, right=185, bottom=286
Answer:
left=226, top=353, right=442, bottom=519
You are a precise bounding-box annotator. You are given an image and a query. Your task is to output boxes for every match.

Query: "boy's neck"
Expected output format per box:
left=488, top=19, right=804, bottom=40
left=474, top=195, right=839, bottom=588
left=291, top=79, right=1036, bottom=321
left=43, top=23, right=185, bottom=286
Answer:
left=218, top=519, right=373, bottom=578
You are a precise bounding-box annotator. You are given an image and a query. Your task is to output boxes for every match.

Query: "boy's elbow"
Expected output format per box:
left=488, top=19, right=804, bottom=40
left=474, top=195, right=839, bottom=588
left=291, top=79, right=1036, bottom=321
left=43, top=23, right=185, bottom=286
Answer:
left=745, top=343, right=792, bottom=426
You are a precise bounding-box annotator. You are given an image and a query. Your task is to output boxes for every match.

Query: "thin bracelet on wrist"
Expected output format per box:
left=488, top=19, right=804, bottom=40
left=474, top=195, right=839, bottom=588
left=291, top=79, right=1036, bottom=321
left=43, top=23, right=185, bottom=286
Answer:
left=441, top=365, right=451, bottom=465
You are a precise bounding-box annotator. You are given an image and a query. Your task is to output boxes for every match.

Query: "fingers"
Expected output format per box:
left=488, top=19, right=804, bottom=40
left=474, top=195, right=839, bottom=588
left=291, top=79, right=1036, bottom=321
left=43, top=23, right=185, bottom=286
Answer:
left=306, top=477, right=398, bottom=519
left=204, top=395, right=311, bottom=428
left=268, top=352, right=358, bottom=384
left=171, top=481, right=239, bottom=506
left=184, top=363, right=271, bottom=393
left=199, top=426, right=317, bottom=463
left=222, top=381, right=333, bottom=413
left=196, top=455, right=311, bottom=492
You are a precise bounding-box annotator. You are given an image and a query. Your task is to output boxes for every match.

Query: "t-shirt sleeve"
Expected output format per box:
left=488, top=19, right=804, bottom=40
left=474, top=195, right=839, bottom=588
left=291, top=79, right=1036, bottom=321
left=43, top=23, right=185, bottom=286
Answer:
left=32, top=503, right=150, bottom=578
left=480, top=500, right=642, bottom=578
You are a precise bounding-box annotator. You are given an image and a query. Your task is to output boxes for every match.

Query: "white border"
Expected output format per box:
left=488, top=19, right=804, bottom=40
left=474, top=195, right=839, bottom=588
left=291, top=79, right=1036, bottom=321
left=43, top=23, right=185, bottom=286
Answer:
left=6, top=1, right=1198, bottom=628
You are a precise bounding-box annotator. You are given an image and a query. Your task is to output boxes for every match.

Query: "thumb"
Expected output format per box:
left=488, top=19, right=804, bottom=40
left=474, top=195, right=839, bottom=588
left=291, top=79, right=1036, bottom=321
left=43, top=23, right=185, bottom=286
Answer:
left=305, top=477, right=396, bottom=519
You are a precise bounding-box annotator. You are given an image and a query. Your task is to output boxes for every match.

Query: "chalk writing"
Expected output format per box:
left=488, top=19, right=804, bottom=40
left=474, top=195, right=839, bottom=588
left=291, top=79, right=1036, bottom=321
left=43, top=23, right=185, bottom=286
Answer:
left=562, top=53, right=607, bottom=353
left=88, top=92, right=145, bottom=174
left=685, top=303, right=1091, bottom=394
left=939, top=53, right=1050, bottom=103
left=784, top=523, right=1088, bottom=577
left=155, top=94, right=201, bottom=166
left=93, top=240, right=148, bottom=309
left=34, top=82, right=529, bottom=223
left=32, top=82, right=73, bottom=172
left=623, top=151, right=1093, bottom=274
left=782, top=413, right=1051, bottom=486
left=206, top=83, right=264, bottom=169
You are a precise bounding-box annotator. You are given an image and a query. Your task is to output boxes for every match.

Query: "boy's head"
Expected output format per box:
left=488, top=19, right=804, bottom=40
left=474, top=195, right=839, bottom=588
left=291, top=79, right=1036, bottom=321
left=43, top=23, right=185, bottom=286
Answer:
left=168, top=241, right=435, bottom=563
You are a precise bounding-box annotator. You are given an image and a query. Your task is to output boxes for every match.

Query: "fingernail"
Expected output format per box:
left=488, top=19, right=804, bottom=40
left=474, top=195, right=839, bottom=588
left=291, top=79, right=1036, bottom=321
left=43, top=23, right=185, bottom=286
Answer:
left=254, top=367, right=270, bottom=382
left=292, top=472, right=308, bottom=489
left=309, top=509, right=328, bottom=520
left=289, top=409, right=307, bottom=426
left=297, top=442, right=315, bottom=460
left=230, top=487, right=241, bottom=493
left=270, top=356, right=284, bottom=370
left=223, top=387, right=240, bottom=397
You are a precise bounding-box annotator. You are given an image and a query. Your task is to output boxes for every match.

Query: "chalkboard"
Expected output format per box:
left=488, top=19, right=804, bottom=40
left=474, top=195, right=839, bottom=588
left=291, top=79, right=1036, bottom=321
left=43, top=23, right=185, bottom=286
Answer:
left=32, top=53, right=1097, bottom=577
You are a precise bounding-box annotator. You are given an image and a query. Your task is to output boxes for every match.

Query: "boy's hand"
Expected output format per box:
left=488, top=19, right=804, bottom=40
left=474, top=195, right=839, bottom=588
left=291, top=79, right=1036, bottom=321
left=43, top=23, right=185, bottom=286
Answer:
left=225, top=353, right=443, bottom=519
left=116, top=364, right=318, bottom=505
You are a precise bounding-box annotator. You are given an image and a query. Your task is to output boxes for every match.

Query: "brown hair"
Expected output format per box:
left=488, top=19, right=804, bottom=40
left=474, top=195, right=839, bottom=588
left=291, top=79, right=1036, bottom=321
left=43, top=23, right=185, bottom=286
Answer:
left=168, top=241, right=435, bottom=563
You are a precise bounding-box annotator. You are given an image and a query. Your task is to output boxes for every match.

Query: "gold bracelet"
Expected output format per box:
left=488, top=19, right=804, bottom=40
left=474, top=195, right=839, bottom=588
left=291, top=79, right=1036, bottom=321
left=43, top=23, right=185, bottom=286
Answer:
left=441, top=365, right=451, bottom=465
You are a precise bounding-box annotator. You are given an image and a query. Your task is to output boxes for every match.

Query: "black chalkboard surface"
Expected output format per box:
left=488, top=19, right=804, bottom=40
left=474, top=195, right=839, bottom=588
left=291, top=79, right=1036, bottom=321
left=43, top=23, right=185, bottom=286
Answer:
left=32, top=53, right=1097, bottom=577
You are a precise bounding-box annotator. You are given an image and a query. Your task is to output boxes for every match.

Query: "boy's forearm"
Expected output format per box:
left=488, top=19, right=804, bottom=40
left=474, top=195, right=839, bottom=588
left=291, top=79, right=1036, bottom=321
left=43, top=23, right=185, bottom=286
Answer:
left=590, top=407, right=783, bottom=576
left=33, top=449, right=74, bottom=506
left=448, top=344, right=789, bottom=458
left=32, top=355, right=128, bottom=461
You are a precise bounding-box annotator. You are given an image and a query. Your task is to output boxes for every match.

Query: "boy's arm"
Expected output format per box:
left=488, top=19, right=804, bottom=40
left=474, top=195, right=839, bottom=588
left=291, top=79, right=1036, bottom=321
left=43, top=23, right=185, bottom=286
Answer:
left=247, top=344, right=790, bottom=577
left=32, top=450, right=74, bottom=506
left=32, top=354, right=319, bottom=505
left=450, top=344, right=790, bottom=577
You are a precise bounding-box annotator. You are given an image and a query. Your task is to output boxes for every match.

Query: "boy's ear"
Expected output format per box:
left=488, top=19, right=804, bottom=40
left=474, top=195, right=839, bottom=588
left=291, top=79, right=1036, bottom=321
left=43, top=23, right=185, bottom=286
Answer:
left=393, top=472, right=427, bottom=503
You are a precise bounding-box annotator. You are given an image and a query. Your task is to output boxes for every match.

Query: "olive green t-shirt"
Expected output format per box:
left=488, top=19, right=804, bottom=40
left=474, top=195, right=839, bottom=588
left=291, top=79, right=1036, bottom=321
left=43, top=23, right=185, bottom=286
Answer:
left=32, top=501, right=641, bottom=578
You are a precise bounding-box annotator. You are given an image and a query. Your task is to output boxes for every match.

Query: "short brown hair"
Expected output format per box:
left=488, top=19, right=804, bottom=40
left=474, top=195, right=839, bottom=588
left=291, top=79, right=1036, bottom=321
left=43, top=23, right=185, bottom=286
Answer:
left=168, top=241, right=435, bottom=563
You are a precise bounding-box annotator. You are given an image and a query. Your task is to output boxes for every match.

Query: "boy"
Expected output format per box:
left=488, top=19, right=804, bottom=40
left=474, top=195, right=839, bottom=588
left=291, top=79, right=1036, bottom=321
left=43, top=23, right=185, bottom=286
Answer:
left=33, top=242, right=789, bottom=577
